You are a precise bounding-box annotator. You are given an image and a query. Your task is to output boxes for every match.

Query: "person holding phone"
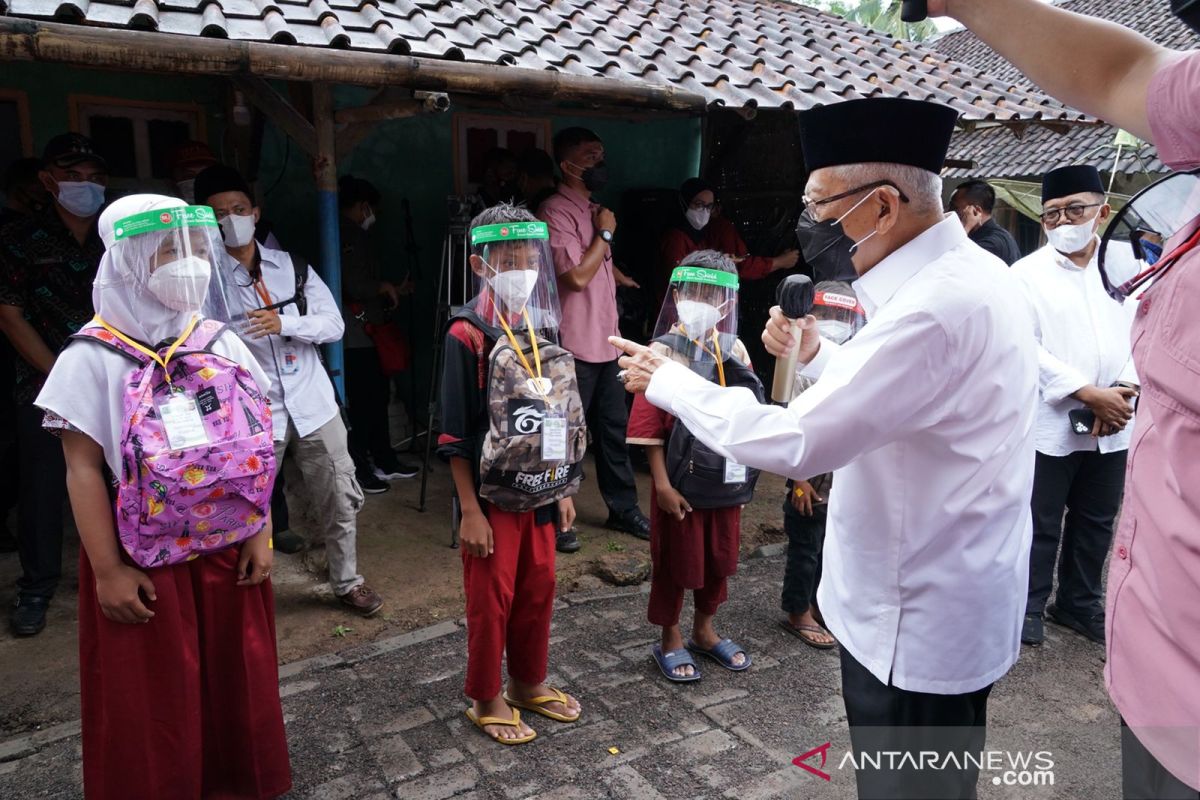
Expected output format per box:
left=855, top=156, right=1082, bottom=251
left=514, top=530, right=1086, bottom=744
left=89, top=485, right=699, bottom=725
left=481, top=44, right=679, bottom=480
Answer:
left=1011, top=164, right=1139, bottom=649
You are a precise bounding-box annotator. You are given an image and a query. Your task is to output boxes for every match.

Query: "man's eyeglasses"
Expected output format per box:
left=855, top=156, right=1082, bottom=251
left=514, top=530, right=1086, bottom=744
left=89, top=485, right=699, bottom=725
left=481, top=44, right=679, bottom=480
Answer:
left=802, top=180, right=910, bottom=219
left=1040, top=203, right=1101, bottom=226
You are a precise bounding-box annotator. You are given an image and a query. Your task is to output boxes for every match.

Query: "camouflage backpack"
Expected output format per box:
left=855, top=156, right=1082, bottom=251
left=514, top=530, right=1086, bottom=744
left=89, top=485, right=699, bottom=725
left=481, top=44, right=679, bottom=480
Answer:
left=478, top=325, right=587, bottom=512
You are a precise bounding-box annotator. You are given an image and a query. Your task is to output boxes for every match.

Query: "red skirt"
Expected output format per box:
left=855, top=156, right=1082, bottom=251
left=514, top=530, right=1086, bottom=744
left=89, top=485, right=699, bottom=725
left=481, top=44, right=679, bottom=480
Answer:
left=649, top=481, right=742, bottom=590
left=78, top=546, right=292, bottom=800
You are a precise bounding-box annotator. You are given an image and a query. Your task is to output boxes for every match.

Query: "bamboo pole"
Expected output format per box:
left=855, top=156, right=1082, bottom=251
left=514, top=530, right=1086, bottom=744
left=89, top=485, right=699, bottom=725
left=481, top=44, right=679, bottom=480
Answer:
left=0, top=18, right=708, bottom=114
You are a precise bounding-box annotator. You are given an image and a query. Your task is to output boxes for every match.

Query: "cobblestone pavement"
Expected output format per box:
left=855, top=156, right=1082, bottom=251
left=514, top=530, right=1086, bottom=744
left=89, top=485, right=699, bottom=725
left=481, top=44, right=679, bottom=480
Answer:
left=0, top=552, right=1121, bottom=799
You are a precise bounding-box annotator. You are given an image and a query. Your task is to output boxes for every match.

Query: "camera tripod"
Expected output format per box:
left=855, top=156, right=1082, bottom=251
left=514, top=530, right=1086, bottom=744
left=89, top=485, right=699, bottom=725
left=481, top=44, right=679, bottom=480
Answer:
left=417, top=206, right=475, bottom=546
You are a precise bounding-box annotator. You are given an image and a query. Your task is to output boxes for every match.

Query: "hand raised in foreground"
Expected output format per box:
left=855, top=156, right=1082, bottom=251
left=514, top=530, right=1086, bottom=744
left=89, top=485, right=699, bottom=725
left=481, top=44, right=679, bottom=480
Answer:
left=609, top=336, right=670, bottom=394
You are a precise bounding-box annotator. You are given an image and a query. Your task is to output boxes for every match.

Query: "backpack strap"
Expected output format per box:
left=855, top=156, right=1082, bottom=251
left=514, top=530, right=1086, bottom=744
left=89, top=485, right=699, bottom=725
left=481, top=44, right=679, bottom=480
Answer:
left=289, top=252, right=309, bottom=316
left=69, top=324, right=152, bottom=366
left=176, top=318, right=229, bottom=354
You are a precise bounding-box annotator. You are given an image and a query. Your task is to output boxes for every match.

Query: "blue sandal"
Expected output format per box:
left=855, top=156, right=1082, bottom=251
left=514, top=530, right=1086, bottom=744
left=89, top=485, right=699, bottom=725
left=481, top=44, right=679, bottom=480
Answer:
left=652, top=644, right=702, bottom=683
left=687, top=638, right=752, bottom=672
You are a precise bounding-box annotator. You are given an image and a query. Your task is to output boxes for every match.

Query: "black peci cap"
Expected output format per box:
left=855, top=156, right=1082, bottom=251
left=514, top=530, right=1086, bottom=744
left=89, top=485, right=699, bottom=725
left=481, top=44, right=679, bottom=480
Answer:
left=1042, top=165, right=1104, bottom=203
left=798, top=98, right=959, bottom=174
left=193, top=164, right=253, bottom=205
left=42, top=133, right=108, bottom=170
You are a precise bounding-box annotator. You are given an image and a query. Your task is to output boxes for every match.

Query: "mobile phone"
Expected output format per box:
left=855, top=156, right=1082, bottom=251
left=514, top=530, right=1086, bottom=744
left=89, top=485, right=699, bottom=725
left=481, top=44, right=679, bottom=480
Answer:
left=1068, top=408, right=1096, bottom=436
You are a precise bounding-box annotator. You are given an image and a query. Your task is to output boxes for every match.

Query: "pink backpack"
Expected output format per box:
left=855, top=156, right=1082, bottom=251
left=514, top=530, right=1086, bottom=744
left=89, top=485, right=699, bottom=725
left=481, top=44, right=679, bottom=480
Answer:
left=71, top=318, right=276, bottom=568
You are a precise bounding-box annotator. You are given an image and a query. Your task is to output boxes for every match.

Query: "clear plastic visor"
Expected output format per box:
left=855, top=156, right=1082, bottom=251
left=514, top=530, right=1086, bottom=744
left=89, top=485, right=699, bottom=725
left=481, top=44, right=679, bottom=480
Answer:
left=467, top=221, right=560, bottom=341
left=1100, top=169, right=1200, bottom=301
left=651, top=265, right=740, bottom=365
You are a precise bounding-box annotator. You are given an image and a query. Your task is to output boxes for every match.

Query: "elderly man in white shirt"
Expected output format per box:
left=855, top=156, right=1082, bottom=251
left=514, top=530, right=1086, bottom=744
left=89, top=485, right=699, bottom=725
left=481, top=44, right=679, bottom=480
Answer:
left=195, top=164, right=385, bottom=618
left=612, top=97, right=1038, bottom=800
left=1011, top=164, right=1139, bottom=649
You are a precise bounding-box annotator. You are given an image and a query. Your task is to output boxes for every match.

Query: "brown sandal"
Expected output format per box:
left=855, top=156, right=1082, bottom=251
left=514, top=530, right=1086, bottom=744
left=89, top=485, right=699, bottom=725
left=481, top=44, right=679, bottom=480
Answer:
left=779, top=619, right=837, bottom=650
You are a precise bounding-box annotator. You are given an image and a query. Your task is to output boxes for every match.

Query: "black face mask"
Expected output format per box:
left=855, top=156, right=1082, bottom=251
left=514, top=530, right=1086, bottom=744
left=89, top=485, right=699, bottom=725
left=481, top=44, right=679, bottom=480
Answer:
left=570, top=160, right=609, bottom=193
left=1172, top=0, right=1200, bottom=35
left=794, top=212, right=859, bottom=283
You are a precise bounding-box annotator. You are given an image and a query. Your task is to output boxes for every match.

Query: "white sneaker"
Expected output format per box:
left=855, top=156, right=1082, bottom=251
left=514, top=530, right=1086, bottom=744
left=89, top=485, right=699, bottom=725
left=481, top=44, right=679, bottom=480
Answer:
left=374, top=464, right=419, bottom=481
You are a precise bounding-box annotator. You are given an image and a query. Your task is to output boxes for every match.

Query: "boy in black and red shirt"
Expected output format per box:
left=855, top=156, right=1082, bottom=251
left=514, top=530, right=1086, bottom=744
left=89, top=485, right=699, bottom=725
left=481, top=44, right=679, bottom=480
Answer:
left=438, top=203, right=584, bottom=746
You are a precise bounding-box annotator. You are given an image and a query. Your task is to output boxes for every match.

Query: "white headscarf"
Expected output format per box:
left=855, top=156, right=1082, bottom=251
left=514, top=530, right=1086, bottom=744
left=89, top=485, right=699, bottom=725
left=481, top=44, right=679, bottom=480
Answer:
left=94, top=193, right=228, bottom=345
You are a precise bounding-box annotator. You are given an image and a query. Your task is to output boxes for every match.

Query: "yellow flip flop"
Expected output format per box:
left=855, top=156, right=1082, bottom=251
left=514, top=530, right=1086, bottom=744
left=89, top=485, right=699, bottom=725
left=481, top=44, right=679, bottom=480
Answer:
left=464, top=707, right=537, bottom=746
left=502, top=687, right=582, bottom=723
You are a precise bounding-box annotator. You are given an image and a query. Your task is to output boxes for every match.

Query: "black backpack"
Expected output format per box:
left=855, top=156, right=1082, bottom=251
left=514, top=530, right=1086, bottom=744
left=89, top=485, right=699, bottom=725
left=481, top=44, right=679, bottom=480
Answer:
left=656, top=334, right=766, bottom=509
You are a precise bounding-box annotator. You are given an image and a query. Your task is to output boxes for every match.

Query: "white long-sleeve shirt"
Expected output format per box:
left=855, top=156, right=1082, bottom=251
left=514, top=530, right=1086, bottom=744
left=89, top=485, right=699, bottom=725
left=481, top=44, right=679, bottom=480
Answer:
left=219, top=246, right=344, bottom=441
left=1011, top=241, right=1139, bottom=456
left=645, top=216, right=1038, bottom=694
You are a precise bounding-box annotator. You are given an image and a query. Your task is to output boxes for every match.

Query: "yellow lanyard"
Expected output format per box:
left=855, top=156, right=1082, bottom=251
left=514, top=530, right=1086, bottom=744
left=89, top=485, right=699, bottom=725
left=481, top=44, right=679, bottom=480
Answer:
left=678, top=325, right=727, bottom=387
left=93, top=314, right=200, bottom=384
left=494, top=306, right=546, bottom=397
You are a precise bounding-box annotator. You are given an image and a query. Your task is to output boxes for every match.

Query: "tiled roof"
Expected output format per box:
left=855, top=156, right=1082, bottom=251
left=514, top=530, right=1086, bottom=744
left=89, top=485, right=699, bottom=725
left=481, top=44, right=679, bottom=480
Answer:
left=0, top=0, right=1083, bottom=120
left=944, top=123, right=1165, bottom=181
left=934, top=0, right=1196, bottom=178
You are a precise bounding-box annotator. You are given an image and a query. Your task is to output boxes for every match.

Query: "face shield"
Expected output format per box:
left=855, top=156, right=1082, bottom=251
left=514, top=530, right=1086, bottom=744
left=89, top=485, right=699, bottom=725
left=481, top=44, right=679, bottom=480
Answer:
left=811, top=280, right=867, bottom=344
left=652, top=265, right=740, bottom=368
left=97, top=199, right=232, bottom=345
left=468, top=220, right=561, bottom=341
left=1099, top=169, right=1200, bottom=302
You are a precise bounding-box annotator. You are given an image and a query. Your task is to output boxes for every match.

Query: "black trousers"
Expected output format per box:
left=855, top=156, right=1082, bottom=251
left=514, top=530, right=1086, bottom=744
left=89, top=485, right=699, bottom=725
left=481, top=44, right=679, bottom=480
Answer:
left=573, top=358, right=638, bottom=514
left=1028, top=449, right=1127, bottom=617
left=271, top=466, right=290, bottom=534
left=15, top=404, right=67, bottom=599
left=780, top=490, right=826, bottom=615
left=840, top=647, right=993, bottom=800
left=1122, top=720, right=1200, bottom=800
left=345, top=346, right=395, bottom=472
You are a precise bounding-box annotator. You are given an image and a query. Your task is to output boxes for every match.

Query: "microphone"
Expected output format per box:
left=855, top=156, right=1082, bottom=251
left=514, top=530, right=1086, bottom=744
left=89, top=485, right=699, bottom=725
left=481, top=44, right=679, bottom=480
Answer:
left=770, top=274, right=816, bottom=404
left=900, top=0, right=928, bottom=22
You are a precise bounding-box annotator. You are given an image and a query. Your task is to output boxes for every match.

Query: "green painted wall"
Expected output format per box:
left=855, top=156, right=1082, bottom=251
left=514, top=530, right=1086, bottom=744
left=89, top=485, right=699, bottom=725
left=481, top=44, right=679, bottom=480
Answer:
left=0, top=62, right=226, bottom=161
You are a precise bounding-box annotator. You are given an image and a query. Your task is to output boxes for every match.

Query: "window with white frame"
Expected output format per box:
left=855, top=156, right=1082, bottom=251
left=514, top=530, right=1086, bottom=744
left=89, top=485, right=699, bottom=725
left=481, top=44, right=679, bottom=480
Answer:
left=72, top=97, right=204, bottom=181
left=453, top=113, right=551, bottom=196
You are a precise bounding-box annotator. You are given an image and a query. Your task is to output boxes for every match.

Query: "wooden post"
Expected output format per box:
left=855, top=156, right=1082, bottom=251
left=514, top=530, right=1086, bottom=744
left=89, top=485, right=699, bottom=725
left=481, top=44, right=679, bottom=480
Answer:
left=312, top=81, right=345, bottom=401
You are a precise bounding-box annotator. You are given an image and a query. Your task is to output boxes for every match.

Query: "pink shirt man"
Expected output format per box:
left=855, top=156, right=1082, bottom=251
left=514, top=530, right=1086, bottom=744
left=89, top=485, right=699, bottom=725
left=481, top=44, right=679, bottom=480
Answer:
left=1107, top=51, right=1200, bottom=791
left=539, top=185, right=620, bottom=363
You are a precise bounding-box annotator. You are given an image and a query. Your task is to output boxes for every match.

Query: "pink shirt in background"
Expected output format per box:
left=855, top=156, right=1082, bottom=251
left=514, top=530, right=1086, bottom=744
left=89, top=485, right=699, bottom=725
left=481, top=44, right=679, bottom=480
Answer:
left=1106, top=51, right=1200, bottom=791
left=539, top=185, right=620, bottom=363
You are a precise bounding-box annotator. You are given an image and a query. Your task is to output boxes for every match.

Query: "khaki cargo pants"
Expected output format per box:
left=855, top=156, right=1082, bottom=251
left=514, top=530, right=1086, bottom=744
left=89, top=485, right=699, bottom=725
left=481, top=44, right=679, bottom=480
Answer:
left=274, top=414, right=365, bottom=596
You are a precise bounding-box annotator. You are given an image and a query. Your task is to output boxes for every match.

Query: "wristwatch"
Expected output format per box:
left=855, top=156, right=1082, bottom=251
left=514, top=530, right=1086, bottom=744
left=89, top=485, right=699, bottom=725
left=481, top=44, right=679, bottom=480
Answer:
left=597, top=229, right=613, bottom=244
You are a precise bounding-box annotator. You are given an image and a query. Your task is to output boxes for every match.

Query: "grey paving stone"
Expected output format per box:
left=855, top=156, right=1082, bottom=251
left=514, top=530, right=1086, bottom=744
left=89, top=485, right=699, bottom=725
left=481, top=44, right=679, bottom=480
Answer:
left=671, top=728, right=739, bottom=761
left=369, top=732, right=423, bottom=783
left=606, top=764, right=669, bottom=799
left=393, top=764, right=479, bottom=800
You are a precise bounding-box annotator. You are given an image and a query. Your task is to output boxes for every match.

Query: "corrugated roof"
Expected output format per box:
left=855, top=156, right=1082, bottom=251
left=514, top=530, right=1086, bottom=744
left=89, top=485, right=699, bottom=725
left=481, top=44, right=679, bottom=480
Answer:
left=933, top=0, right=1196, bottom=178
left=0, top=0, right=1084, bottom=120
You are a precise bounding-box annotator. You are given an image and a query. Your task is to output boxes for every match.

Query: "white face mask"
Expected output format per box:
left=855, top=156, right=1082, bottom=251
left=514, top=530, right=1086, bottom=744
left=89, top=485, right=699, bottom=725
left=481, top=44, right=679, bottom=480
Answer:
left=490, top=268, right=539, bottom=312
left=361, top=207, right=377, bottom=231
left=220, top=214, right=257, bottom=248
left=55, top=181, right=106, bottom=218
left=1046, top=219, right=1097, bottom=255
left=677, top=299, right=726, bottom=334
left=686, top=207, right=711, bottom=230
left=817, top=319, right=853, bottom=344
left=148, top=256, right=212, bottom=313
left=176, top=179, right=196, bottom=204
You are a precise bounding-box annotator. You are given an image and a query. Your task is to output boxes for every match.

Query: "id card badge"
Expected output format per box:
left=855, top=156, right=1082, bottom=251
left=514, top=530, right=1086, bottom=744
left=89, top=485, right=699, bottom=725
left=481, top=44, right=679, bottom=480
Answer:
left=158, top=390, right=209, bottom=450
left=280, top=343, right=301, bottom=376
left=541, top=414, right=568, bottom=461
left=724, top=459, right=747, bottom=485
